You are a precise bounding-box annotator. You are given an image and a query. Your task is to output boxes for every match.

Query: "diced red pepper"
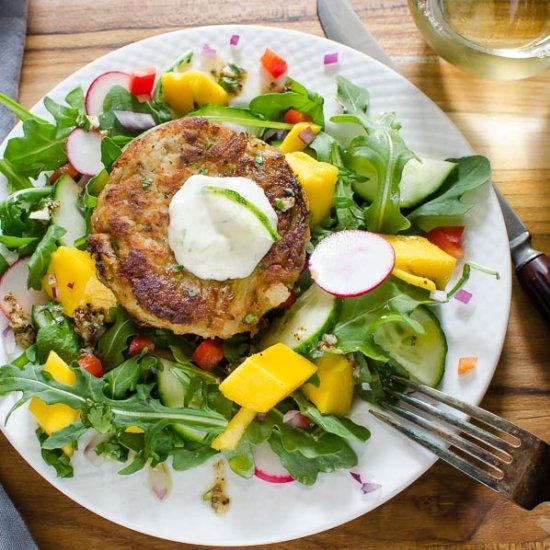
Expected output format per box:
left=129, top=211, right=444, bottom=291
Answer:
left=129, top=67, right=157, bottom=97
left=260, top=48, right=288, bottom=79
left=458, top=356, right=478, bottom=375
left=192, top=340, right=225, bottom=371
left=128, top=335, right=155, bottom=357
left=426, top=226, right=465, bottom=258
left=279, top=291, right=297, bottom=310
left=284, top=109, right=313, bottom=124
left=78, top=354, right=104, bottom=378
left=49, top=162, right=79, bottom=185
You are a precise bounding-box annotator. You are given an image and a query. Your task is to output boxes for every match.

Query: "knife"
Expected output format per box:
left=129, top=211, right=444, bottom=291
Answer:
left=317, top=0, right=550, bottom=325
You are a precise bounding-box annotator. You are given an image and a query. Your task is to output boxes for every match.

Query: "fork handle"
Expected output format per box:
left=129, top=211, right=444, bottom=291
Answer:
left=517, top=253, right=550, bottom=327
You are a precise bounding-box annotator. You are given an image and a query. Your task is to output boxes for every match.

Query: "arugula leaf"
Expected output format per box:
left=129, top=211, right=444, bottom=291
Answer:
left=290, top=392, right=370, bottom=442
left=268, top=430, right=356, bottom=485
left=36, top=428, right=74, bottom=478
left=26, top=224, right=66, bottom=290
left=333, top=276, right=434, bottom=359
left=335, top=75, right=370, bottom=119
left=64, top=86, right=87, bottom=118
left=188, top=105, right=293, bottom=130
left=249, top=77, right=325, bottom=126
left=223, top=435, right=255, bottom=478
left=44, top=96, right=80, bottom=129
left=308, top=131, right=338, bottom=163
left=407, top=156, right=492, bottom=230
left=0, top=187, right=52, bottom=238
left=100, top=136, right=123, bottom=173
left=172, top=446, right=217, bottom=471
left=343, top=115, right=414, bottom=234
left=0, top=235, right=37, bottom=249
left=42, top=421, right=88, bottom=450
left=34, top=302, right=81, bottom=364
left=0, top=92, right=48, bottom=124
left=103, top=354, right=149, bottom=399
left=0, top=158, right=33, bottom=192
left=96, top=306, right=138, bottom=371
left=3, top=119, right=70, bottom=178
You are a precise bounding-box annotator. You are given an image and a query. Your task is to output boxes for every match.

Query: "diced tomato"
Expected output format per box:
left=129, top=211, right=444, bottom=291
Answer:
left=458, top=356, right=478, bottom=375
left=279, top=291, right=297, bottom=309
left=129, top=67, right=157, bottom=97
left=78, top=354, right=104, bottom=378
left=284, top=109, right=313, bottom=124
left=192, top=340, right=225, bottom=371
left=260, top=48, right=288, bottom=79
left=49, top=162, right=79, bottom=185
left=426, top=226, right=465, bottom=258
left=128, top=335, right=155, bottom=357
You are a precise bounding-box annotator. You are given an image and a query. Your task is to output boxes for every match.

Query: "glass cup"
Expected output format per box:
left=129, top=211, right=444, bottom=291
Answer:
left=408, top=0, right=550, bottom=79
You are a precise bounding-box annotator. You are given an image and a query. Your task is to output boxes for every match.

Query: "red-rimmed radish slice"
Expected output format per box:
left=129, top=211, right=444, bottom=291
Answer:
left=309, top=230, right=395, bottom=297
left=253, top=443, right=294, bottom=484
left=66, top=128, right=103, bottom=176
left=0, top=258, right=49, bottom=319
left=85, top=71, right=131, bottom=116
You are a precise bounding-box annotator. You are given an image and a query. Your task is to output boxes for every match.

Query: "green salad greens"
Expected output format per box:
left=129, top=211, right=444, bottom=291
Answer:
left=0, top=47, right=497, bottom=488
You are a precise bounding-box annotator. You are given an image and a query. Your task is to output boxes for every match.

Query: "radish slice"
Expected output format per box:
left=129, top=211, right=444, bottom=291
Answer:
left=66, top=128, right=104, bottom=177
left=85, top=71, right=131, bottom=116
left=253, top=443, right=294, bottom=484
left=309, top=230, right=395, bottom=297
left=0, top=257, right=48, bottom=319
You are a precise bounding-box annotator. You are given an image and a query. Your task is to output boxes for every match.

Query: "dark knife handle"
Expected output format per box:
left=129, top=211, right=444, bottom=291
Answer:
left=517, top=253, right=550, bottom=325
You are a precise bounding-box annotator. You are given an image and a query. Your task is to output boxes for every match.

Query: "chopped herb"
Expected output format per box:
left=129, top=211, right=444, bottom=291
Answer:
left=275, top=197, right=295, bottom=212
left=173, top=264, right=183, bottom=273
left=141, top=178, right=153, bottom=189
left=187, top=289, right=197, bottom=297
left=198, top=167, right=209, bottom=175
left=284, top=187, right=296, bottom=197
left=306, top=241, right=315, bottom=254
left=218, top=63, right=247, bottom=94
left=254, top=153, right=264, bottom=166
left=243, top=313, right=257, bottom=324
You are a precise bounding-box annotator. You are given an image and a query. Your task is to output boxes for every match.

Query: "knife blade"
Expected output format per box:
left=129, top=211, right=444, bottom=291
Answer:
left=317, top=0, right=550, bottom=325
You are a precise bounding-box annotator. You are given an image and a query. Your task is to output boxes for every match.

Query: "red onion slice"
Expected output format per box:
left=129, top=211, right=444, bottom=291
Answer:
left=324, top=52, right=339, bottom=65
left=298, top=126, right=316, bottom=145
left=254, top=467, right=294, bottom=484
left=147, top=462, right=172, bottom=500
left=282, top=409, right=313, bottom=429
left=113, top=110, right=156, bottom=134
left=350, top=471, right=382, bottom=494
left=201, top=43, right=217, bottom=59
left=454, top=289, right=473, bottom=304
left=230, top=34, right=240, bottom=46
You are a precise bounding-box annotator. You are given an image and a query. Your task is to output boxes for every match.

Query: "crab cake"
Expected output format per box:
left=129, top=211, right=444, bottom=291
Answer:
left=87, top=117, right=310, bottom=339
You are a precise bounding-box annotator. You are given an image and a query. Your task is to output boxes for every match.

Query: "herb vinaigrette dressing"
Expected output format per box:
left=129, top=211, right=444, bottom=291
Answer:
left=167, top=175, right=278, bottom=281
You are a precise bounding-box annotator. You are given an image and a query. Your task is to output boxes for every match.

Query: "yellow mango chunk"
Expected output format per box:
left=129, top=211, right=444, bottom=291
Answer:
left=211, top=407, right=256, bottom=451
left=219, top=343, right=317, bottom=413
left=279, top=122, right=321, bottom=154
left=301, top=354, right=354, bottom=417
left=285, top=152, right=338, bottom=224
left=29, top=351, right=79, bottom=455
left=42, top=246, right=117, bottom=318
left=392, top=268, right=437, bottom=292
left=161, top=70, right=228, bottom=115
left=382, top=235, right=457, bottom=290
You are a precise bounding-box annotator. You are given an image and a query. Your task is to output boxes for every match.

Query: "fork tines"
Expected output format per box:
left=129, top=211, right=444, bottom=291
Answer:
left=369, top=376, right=550, bottom=510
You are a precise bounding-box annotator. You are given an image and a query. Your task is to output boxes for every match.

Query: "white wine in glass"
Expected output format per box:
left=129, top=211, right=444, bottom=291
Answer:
left=408, top=0, right=550, bottom=79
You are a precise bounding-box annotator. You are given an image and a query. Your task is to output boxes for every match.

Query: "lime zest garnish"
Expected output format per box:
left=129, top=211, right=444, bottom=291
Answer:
left=204, top=185, right=280, bottom=242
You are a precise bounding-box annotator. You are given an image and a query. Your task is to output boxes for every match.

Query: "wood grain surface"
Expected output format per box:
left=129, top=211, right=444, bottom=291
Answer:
left=1, top=1, right=549, bottom=548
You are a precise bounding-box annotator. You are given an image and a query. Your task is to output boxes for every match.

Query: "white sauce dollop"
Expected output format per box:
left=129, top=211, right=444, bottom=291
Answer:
left=168, top=175, right=278, bottom=281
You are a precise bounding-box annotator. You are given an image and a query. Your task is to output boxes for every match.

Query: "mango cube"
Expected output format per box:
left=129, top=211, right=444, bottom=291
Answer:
left=301, top=354, right=354, bottom=417
left=161, top=70, right=228, bottom=116
left=285, top=152, right=338, bottom=224
left=42, top=246, right=117, bottom=317
left=211, top=407, right=256, bottom=451
left=279, top=122, right=321, bottom=154
left=29, top=351, right=79, bottom=455
left=219, top=343, right=317, bottom=413
left=382, top=235, right=457, bottom=290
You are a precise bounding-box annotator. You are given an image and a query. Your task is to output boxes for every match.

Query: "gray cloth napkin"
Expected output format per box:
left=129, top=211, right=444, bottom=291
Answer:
left=0, top=0, right=29, bottom=141
left=0, top=0, right=38, bottom=548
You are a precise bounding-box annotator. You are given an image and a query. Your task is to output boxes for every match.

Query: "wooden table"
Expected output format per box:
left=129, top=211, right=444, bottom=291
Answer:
left=1, top=1, right=549, bottom=548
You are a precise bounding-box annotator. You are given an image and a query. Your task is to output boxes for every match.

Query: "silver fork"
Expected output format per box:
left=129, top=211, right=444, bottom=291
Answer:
left=370, top=376, right=550, bottom=510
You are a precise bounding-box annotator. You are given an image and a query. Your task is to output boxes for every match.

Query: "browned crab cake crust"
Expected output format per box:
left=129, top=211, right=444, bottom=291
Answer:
left=87, top=117, right=310, bottom=339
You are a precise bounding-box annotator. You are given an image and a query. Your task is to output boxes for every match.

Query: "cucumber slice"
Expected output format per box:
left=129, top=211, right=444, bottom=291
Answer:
left=351, top=158, right=456, bottom=208
left=373, top=306, right=447, bottom=387
left=156, top=360, right=210, bottom=443
left=51, top=174, right=86, bottom=247
left=258, top=284, right=341, bottom=354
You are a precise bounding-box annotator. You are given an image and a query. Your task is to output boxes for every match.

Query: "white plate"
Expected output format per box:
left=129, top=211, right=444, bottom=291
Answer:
left=0, top=25, right=511, bottom=546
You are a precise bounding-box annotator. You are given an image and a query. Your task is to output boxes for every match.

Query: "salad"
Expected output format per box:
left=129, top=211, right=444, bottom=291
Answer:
left=0, top=38, right=497, bottom=500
